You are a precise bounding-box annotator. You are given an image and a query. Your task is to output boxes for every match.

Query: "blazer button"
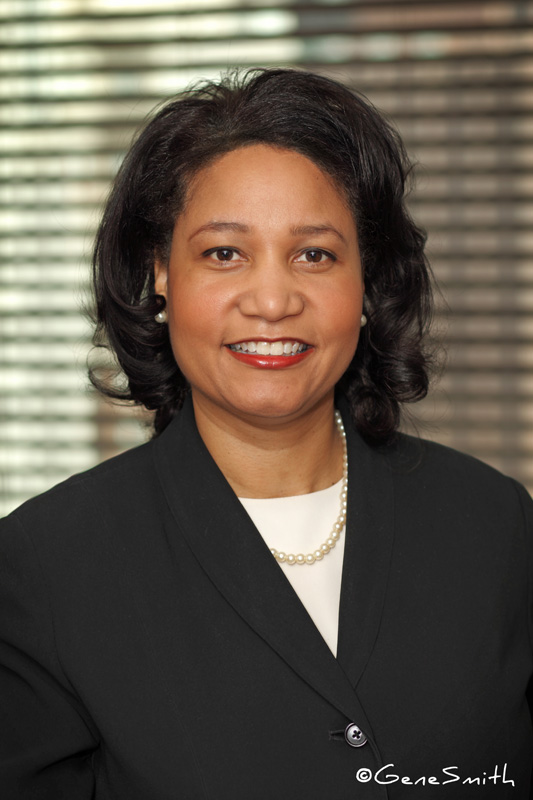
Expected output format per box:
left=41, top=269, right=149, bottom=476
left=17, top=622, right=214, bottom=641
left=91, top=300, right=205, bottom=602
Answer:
left=344, top=723, right=368, bottom=748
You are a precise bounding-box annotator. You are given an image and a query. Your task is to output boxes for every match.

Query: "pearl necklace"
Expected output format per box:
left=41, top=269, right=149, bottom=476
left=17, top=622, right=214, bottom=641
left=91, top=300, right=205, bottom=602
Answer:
left=269, top=410, right=348, bottom=566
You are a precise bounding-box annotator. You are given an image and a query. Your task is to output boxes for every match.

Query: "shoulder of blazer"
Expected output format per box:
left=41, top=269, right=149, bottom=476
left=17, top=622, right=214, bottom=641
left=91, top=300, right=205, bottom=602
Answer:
left=0, top=403, right=207, bottom=562
left=0, top=433, right=161, bottom=543
left=378, top=429, right=533, bottom=552
left=383, top=427, right=521, bottom=486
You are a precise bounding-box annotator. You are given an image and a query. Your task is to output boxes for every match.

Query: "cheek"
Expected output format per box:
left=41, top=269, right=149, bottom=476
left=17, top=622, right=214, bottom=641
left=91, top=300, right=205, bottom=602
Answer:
left=165, top=276, right=230, bottom=372
left=170, top=271, right=232, bottom=319
left=167, top=274, right=202, bottom=338
left=322, top=283, right=363, bottom=337
left=320, top=286, right=364, bottom=372
left=164, top=277, right=198, bottom=375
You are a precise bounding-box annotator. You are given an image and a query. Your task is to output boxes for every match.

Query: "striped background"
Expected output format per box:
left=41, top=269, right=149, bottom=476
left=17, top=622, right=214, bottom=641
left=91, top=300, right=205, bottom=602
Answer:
left=1, top=0, right=532, bottom=514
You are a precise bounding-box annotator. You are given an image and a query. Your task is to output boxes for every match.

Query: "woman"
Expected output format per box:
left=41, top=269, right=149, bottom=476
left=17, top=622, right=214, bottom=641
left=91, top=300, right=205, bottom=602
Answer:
left=1, top=68, right=532, bottom=799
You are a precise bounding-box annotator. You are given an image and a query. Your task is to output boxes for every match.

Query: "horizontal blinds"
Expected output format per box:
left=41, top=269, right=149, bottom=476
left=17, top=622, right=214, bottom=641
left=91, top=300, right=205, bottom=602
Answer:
left=1, top=0, right=532, bottom=515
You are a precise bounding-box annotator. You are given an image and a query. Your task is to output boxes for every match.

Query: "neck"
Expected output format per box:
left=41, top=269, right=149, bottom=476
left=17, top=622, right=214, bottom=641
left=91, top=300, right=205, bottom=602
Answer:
left=191, top=393, right=344, bottom=499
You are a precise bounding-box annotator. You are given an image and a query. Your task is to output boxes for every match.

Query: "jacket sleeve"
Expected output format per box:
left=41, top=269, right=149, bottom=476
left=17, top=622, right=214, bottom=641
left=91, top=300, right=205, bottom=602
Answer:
left=513, top=479, right=533, bottom=793
left=0, top=512, right=98, bottom=800
left=512, top=480, right=533, bottom=659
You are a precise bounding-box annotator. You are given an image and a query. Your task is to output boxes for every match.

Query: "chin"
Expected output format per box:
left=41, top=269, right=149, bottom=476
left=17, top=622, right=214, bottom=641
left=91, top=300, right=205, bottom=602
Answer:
left=222, top=391, right=319, bottom=422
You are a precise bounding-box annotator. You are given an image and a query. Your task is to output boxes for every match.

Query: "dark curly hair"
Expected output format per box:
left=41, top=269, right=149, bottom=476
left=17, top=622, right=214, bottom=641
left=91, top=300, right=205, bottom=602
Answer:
left=90, top=67, right=434, bottom=443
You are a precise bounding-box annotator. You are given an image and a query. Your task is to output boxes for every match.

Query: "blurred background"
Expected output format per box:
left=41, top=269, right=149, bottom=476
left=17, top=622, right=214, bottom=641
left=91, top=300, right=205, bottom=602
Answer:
left=1, top=0, right=533, bottom=516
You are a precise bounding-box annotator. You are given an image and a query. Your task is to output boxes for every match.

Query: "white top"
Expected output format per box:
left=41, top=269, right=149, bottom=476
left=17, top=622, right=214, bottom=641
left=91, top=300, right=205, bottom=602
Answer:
left=239, top=479, right=346, bottom=657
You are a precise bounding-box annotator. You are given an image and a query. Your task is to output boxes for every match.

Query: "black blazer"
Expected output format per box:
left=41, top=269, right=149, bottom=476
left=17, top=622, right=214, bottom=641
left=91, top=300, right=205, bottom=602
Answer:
left=1, top=397, right=533, bottom=799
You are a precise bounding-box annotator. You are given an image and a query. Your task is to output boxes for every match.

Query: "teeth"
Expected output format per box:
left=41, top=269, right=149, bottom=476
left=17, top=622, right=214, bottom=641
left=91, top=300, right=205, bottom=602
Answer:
left=229, top=340, right=308, bottom=356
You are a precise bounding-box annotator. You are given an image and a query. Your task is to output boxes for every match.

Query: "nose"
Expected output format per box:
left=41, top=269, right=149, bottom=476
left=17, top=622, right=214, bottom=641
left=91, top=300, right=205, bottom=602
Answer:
left=237, top=260, right=305, bottom=321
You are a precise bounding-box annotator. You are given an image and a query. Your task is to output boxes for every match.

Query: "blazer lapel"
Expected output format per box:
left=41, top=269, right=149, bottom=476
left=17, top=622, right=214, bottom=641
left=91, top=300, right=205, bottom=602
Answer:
left=336, top=398, right=395, bottom=689
left=153, top=397, right=392, bottom=743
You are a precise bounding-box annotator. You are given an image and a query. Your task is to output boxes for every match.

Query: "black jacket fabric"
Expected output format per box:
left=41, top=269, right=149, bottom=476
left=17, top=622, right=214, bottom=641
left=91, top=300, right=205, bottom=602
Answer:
left=1, top=396, right=533, bottom=799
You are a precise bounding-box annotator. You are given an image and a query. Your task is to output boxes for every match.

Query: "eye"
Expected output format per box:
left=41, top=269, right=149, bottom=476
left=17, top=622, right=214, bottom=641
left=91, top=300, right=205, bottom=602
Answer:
left=295, top=248, right=336, bottom=265
left=204, top=247, right=241, bottom=263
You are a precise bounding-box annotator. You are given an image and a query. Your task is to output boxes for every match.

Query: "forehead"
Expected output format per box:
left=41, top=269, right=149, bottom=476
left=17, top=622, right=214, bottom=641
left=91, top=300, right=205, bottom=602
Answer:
left=180, top=144, right=354, bottom=230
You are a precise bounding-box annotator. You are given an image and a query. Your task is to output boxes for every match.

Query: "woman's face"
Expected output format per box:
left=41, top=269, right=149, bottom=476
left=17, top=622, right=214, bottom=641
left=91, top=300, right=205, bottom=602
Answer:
left=154, top=144, right=364, bottom=427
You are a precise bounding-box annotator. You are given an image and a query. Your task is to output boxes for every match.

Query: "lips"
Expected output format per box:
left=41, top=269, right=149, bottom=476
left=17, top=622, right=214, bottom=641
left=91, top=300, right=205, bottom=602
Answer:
left=225, top=339, right=313, bottom=369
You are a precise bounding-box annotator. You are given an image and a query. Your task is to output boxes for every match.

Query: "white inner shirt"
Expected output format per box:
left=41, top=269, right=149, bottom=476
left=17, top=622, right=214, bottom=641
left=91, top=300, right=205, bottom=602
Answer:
left=239, top=478, right=346, bottom=656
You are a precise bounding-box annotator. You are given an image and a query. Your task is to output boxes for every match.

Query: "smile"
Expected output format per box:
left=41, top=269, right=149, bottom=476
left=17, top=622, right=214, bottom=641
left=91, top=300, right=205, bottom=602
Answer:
left=225, top=340, right=313, bottom=369
left=227, top=340, right=309, bottom=356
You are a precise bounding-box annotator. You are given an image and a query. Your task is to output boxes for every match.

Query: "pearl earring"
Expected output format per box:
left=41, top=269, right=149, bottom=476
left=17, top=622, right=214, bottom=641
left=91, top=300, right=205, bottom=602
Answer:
left=155, top=309, right=168, bottom=324
left=360, top=314, right=367, bottom=327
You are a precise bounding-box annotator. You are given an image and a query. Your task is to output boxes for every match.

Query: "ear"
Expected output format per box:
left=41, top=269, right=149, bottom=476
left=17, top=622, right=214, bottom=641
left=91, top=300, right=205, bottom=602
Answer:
left=153, top=257, right=168, bottom=299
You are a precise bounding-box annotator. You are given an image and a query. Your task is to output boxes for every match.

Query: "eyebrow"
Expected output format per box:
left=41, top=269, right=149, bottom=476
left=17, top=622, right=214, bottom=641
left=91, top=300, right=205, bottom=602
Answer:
left=189, top=221, right=348, bottom=245
left=189, top=221, right=250, bottom=241
left=290, top=225, right=347, bottom=245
